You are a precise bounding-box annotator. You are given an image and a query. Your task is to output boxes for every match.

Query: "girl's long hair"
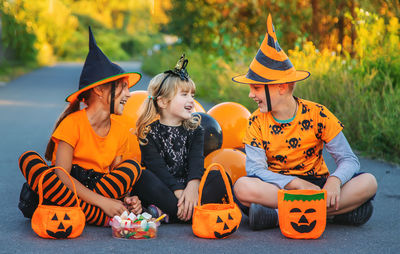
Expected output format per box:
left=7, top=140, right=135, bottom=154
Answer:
left=136, top=73, right=200, bottom=145
left=44, top=91, right=90, bottom=161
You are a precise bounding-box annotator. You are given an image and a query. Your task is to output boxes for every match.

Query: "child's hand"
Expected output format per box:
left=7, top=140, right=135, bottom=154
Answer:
left=323, top=176, right=341, bottom=210
left=99, top=196, right=128, bottom=217
left=285, top=178, right=321, bottom=190
left=174, top=189, right=184, bottom=220
left=177, top=180, right=200, bottom=221
left=124, top=195, right=142, bottom=214
left=174, top=189, right=183, bottom=199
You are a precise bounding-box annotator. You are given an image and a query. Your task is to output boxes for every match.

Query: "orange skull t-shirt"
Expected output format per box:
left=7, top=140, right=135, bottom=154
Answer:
left=51, top=109, right=129, bottom=173
left=243, top=98, right=343, bottom=177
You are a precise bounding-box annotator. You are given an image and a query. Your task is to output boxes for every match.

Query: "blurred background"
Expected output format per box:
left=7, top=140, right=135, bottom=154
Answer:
left=0, top=0, right=399, bottom=163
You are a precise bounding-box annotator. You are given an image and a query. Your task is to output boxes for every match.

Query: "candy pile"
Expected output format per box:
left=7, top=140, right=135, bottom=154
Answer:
left=111, top=211, right=158, bottom=239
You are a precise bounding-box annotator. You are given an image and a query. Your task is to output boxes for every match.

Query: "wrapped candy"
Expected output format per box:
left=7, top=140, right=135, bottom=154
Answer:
left=111, top=211, right=159, bottom=239
left=127, top=212, right=137, bottom=221
left=141, top=212, right=152, bottom=220
left=120, top=211, right=129, bottom=220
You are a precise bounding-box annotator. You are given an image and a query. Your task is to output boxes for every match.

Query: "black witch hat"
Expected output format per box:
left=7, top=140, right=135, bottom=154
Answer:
left=66, top=27, right=141, bottom=102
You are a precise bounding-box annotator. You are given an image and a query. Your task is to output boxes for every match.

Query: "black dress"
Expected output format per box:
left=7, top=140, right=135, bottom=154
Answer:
left=132, top=120, right=230, bottom=222
left=140, top=120, right=204, bottom=190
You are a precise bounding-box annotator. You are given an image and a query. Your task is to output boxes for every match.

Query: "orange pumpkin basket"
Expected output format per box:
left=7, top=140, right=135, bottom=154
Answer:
left=31, top=167, right=86, bottom=239
left=192, top=163, right=242, bottom=239
left=278, top=189, right=327, bottom=239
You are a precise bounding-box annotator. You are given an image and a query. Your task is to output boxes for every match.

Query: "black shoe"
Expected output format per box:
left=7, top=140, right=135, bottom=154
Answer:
left=249, top=203, right=278, bottom=230
left=332, top=200, right=373, bottom=226
left=18, top=182, right=39, bottom=218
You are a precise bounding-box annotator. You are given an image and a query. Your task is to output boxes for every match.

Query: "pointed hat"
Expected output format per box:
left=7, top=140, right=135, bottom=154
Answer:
left=66, top=27, right=141, bottom=102
left=232, top=14, right=310, bottom=85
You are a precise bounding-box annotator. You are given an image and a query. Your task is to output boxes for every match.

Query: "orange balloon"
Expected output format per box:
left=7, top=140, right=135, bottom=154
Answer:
left=194, top=99, right=206, bottom=113
left=123, top=90, right=148, bottom=124
left=207, top=102, right=250, bottom=149
left=204, top=148, right=246, bottom=184
left=118, top=90, right=148, bottom=163
left=112, top=115, right=141, bottom=163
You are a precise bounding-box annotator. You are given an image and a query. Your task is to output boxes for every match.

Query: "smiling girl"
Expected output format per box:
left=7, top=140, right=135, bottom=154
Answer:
left=18, top=27, right=143, bottom=227
left=133, top=55, right=230, bottom=223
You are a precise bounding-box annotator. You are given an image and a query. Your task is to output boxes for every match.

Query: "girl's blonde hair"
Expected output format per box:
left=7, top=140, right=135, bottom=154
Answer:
left=136, top=73, right=200, bottom=145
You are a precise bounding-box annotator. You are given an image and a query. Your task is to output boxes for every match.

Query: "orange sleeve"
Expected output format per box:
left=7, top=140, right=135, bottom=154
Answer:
left=317, top=105, right=344, bottom=143
left=52, top=115, right=79, bottom=149
left=243, top=111, right=264, bottom=149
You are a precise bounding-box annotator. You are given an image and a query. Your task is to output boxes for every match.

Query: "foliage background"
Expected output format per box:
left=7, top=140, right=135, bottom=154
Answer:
left=0, top=0, right=167, bottom=65
left=1, top=0, right=399, bottom=163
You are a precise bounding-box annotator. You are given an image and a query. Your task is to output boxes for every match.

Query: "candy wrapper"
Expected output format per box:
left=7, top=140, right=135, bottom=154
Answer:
left=111, top=212, right=158, bottom=240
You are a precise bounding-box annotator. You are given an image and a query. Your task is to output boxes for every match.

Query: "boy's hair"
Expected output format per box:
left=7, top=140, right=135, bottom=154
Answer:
left=136, top=73, right=200, bottom=145
left=44, top=78, right=126, bottom=161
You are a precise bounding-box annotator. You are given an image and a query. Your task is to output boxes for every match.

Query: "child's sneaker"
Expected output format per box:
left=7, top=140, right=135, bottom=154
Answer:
left=332, top=200, right=373, bottom=226
left=147, top=205, right=169, bottom=223
left=249, top=203, right=278, bottom=230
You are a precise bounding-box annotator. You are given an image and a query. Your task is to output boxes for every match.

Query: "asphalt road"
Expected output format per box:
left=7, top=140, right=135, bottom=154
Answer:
left=0, top=62, right=399, bottom=254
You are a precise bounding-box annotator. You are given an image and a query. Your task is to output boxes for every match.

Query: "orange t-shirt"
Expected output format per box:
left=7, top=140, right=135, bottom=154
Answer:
left=243, top=98, right=343, bottom=177
left=52, top=109, right=129, bottom=173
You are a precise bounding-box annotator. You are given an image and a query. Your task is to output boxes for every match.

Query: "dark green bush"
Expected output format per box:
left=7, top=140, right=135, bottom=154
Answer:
left=0, top=10, right=37, bottom=62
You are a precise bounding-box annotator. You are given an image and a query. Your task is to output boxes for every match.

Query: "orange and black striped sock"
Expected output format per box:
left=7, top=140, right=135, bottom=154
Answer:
left=19, top=152, right=141, bottom=226
left=79, top=199, right=108, bottom=226
left=93, top=159, right=141, bottom=199
left=87, top=159, right=141, bottom=226
left=18, top=151, right=77, bottom=207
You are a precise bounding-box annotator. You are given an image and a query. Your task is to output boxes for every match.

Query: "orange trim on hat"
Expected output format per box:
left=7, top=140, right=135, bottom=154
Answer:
left=66, top=72, right=141, bottom=102
left=232, top=70, right=310, bottom=85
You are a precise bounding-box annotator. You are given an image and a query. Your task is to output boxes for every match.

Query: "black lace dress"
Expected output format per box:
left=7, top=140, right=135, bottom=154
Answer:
left=140, top=120, right=204, bottom=191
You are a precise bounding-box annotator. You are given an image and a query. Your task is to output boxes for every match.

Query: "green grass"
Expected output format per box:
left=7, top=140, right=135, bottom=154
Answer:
left=295, top=62, right=400, bottom=164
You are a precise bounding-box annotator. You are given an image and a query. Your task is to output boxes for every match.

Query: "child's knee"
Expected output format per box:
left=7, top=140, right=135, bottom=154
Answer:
left=118, top=159, right=142, bottom=184
left=350, top=173, right=378, bottom=199
left=18, top=150, right=48, bottom=184
left=363, top=173, right=378, bottom=194
left=234, top=177, right=252, bottom=201
left=19, top=151, right=44, bottom=170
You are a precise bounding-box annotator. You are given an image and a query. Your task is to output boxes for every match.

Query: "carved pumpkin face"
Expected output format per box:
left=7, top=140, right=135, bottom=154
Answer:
left=289, top=207, right=317, bottom=233
left=278, top=189, right=327, bottom=239
left=214, top=213, right=238, bottom=239
left=46, top=212, right=73, bottom=239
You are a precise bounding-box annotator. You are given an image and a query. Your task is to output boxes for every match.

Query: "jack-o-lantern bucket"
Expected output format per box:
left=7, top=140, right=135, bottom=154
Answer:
left=192, top=163, right=242, bottom=239
left=31, top=167, right=86, bottom=239
left=278, top=189, right=327, bottom=239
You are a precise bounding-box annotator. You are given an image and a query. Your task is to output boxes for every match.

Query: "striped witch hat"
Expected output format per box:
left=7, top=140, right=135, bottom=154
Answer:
left=232, top=14, right=310, bottom=85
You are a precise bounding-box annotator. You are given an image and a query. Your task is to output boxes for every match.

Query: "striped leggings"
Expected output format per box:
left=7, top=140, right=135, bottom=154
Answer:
left=19, top=151, right=141, bottom=226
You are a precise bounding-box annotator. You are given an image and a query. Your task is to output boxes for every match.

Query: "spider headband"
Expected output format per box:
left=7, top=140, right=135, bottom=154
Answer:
left=153, top=54, right=190, bottom=100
